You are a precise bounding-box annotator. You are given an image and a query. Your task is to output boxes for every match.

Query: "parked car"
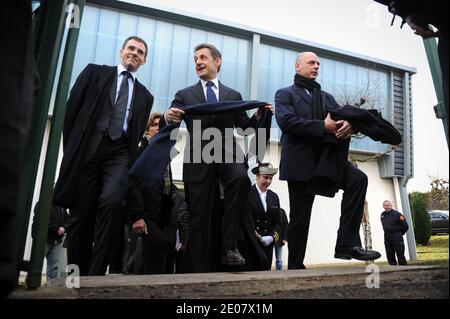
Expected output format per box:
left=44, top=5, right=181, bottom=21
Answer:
left=428, top=211, right=449, bottom=235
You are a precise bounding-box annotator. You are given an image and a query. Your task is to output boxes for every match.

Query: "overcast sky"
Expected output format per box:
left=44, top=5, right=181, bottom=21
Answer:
left=126, top=0, right=449, bottom=192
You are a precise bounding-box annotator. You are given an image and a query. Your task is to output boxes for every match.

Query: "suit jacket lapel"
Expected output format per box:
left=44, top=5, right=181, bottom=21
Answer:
left=109, top=67, right=118, bottom=106
left=266, top=191, right=276, bottom=209
left=294, top=84, right=313, bottom=107
left=219, top=81, right=230, bottom=102
left=192, top=81, right=206, bottom=104
left=251, top=185, right=266, bottom=214
left=128, top=80, right=144, bottom=124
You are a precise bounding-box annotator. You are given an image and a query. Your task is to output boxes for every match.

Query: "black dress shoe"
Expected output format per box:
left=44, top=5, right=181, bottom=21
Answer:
left=334, top=246, right=381, bottom=261
left=221, top=247, right=246, bottom=266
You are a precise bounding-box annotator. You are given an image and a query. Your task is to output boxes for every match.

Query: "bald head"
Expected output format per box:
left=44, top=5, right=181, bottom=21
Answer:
left=295, top=52, right=320, bottom=80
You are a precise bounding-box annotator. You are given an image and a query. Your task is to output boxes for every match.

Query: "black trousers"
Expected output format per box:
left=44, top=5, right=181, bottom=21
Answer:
left=184, top=163, right=251, bottom=273
left=287, top=163, right=368, bottom=269
left=66, top=136, right=129, bottom=275
left=261, top=243, right=274, bottom=270
left=0, top=0, right=34, bottom=297
left=134, top=221, right=175, bottom=275
left=384, top=232, right=407, bottom=265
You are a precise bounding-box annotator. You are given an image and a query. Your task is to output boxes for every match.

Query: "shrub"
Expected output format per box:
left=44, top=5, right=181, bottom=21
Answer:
left=409, top=192, right=432, bottom=245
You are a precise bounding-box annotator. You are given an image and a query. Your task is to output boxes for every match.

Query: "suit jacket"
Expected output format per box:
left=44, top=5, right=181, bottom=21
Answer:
left=160, top=80, right=257, bottom=182
left=248, top=185, right=282, bottom=242
left=53, top=64, right=154, bottom=207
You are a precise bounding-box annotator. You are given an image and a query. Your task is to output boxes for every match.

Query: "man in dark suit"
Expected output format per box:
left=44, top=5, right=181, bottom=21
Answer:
left=249, top=163, right=282, bottom=270
left=275, top=52, right=381, bottom=269
left=161, top=43, right=271, bottom=272
left=53, top=36, right=154, bottom=275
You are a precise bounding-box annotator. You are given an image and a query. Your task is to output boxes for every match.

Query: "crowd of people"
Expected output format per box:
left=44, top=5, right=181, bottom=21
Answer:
left=42, top=36, right=400, bottom=279
left=1, top=14, right=414, bottom=295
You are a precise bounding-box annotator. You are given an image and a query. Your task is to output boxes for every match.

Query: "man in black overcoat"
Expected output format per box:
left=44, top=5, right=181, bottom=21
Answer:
left=275, top=52, right=381, bottom=269
left=53, top=36, right=154, bottom=275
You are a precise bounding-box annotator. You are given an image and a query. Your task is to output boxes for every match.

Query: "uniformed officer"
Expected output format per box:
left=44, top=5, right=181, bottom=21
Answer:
left=249, top=163, right=282, bottom=270
left=380, top=200, right=409, bottom=265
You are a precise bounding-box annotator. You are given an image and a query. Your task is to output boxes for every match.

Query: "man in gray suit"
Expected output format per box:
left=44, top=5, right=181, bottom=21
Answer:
left=161, top=43, right=271, bottom=272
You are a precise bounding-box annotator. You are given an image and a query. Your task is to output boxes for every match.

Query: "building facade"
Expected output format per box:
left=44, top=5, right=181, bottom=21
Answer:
left=28, top=0, right=417, bottom=267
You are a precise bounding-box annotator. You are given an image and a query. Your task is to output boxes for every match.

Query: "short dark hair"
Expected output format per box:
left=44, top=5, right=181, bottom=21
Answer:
left=194, top=43, right=222, bottom=72
left=122, top=36, right=148, bottom=57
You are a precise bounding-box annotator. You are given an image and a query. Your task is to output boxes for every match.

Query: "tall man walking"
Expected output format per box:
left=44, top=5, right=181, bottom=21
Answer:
left=53, top=36, right=154, bottom=275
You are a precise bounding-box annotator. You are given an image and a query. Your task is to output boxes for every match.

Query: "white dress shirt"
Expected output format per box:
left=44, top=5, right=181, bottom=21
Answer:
left=255, top=183, right=267, bottom=212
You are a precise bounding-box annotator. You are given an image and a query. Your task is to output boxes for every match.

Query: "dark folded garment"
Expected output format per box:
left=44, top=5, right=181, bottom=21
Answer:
left=307, top=105, right=401, bottom=198
left=129, top=100, right=270, bottom=191
left=330, top=105, right=402, bottom=145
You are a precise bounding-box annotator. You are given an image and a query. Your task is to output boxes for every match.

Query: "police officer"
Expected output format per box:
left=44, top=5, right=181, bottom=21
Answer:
left=249, top=163, right=282, bottom=270
left=380, top=200, right=409, bottom=265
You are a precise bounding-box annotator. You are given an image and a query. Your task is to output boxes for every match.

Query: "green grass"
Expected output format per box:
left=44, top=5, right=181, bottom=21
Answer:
left=410, top=234, right=449, bottom=268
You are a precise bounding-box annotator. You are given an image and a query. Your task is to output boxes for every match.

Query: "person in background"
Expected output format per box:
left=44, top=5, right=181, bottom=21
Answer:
left=32, top=203, right=70, bottom=281
left=127, top=112, right=189, bottom=274
left=274, top=208, right=288, bottom=270
left=380, top=200, right=409, bottom=265
left=249, top=163, right=282, bottom=270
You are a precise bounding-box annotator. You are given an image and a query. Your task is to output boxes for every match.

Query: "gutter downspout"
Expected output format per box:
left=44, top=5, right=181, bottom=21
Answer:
left=397, top=177, right=417, bottom=260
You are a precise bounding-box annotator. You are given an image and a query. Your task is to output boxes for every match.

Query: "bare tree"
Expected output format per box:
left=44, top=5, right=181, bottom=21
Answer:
left=427, top=178, right=449, bottom=210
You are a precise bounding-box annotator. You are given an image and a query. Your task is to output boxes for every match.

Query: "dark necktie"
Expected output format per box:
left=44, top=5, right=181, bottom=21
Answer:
left=206, top=81, right=217, bottom=102
left=108, top=71, right=131, bottom=140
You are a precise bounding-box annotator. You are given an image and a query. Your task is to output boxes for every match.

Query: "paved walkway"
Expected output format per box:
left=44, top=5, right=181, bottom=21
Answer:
left=10, top=265, right=447, bottom=299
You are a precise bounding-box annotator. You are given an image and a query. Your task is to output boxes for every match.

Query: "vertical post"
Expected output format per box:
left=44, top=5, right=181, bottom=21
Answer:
left=398, top=177, right=417, bottom=260
left=246, top=33, right=261, bottom=179
left=26, top=0, right=85, bottom=289
left=423, top=38, right=448, bottom=148
left=16, top=0, right=68, bottom=281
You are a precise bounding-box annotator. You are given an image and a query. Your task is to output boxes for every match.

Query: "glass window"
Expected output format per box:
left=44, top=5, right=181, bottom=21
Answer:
left=259, top=44, right=391, bottom=153
left=72, top=5, right=251, bottom=113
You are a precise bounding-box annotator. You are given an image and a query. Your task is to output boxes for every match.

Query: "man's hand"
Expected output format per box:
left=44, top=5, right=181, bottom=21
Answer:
left=57, top=227, right=65, bottom=236
left=132, top=218, right=148, bottom=235
left=255, top=103, right=274, bottom=121
left=324, top=113, right=338, bottom=134
left=335, top=120, right=353, bottom=139
left=166, top=107, right=185, bottom=124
